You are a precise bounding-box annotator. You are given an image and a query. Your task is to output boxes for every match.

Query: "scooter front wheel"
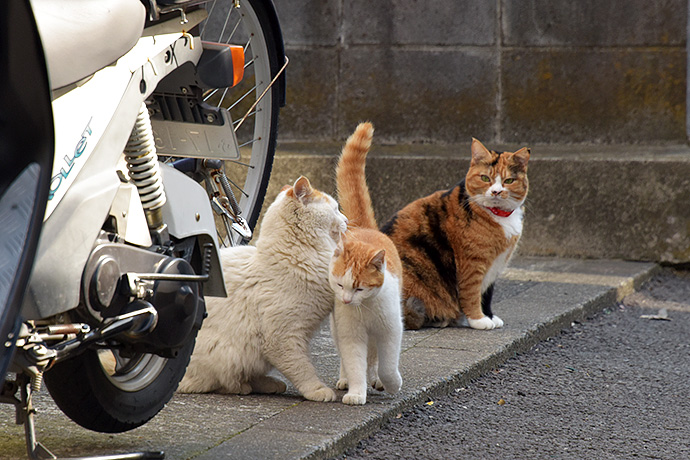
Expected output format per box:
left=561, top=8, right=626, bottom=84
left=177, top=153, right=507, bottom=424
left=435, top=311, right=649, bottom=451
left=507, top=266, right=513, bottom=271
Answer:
left=43, top=337, right=196, bottom=433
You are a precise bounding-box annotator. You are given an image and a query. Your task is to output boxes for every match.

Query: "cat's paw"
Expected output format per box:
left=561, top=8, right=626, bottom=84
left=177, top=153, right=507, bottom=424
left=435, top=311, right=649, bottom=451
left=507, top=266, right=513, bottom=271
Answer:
left=304, top=386, right=337, bottom=402
left=381, top=373, right=402, bottom=394
left=467, top=316, right=496, bottom=330
left=491, top=315, right=504, bottom=328
left=336, top=378, right=349, bottom=390
left=217, top=381, right=252, bottom=395
left=371, top=378, right=384, bottom=391
left=342, top=392, right=367, bottom=405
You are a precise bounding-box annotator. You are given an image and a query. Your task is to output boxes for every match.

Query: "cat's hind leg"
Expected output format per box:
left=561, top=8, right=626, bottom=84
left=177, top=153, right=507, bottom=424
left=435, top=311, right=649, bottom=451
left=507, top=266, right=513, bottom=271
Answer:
left=249, top=375, right=288, bottom=394
left=403, top=296, right=426, bottom=329
left=178, top=355, right=223, bottom=393
left=467, top=316, right=496, bottom=329
left=336, top=361, right=349, bottom=391
left=366, top=338, right=384, bottom=391
left=374, top=324, right=403, bottom=395
left=217, top=381, right=252, bottom=395
left=178, top=373, right=219, bottom=394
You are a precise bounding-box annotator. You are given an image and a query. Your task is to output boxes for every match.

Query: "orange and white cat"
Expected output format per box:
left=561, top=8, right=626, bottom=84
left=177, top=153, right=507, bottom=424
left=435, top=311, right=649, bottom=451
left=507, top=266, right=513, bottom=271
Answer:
left=381, top=139, right=530, bottom=330
left=329, top=122, right=403, bottom=405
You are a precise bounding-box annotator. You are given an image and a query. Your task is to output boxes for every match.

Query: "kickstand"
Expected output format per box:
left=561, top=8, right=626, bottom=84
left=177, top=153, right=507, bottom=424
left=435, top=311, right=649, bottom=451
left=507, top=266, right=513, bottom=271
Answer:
left=4, top=374, right=165, bottom=460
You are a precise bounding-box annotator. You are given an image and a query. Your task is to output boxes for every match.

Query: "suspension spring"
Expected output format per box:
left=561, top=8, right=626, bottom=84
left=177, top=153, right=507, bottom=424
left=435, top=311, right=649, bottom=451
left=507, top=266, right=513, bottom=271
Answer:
left=31, top=372, right=43, bottom=393
left=124, top=103, right=167, bottom=229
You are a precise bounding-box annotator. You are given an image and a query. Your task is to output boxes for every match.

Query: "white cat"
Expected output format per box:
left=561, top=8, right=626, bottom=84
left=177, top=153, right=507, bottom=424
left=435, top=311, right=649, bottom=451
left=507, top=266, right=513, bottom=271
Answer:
left=328, top=122, right=404, bottom=405
left=178, top=176, right=348, bottom=402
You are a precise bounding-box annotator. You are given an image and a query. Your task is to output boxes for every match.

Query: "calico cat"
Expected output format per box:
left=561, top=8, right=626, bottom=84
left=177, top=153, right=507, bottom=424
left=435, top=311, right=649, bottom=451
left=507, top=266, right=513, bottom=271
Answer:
left=381, top=139, right=530, bottom=330
left=178, top=176, right=348, bottom=402
left=329, top=122, right=403, bottom=405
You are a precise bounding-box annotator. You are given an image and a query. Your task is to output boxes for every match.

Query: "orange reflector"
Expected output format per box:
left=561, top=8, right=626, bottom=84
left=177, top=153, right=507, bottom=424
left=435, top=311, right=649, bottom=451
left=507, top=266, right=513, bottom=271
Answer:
left=200, top=41, right=245, bottom=88
left=229, top=45, right=244, bottom=87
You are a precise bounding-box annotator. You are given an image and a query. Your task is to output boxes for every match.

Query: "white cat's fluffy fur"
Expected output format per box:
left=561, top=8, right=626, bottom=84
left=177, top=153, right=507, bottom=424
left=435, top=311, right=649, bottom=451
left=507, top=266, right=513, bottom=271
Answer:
left=178, top=176, right=347, bottom=402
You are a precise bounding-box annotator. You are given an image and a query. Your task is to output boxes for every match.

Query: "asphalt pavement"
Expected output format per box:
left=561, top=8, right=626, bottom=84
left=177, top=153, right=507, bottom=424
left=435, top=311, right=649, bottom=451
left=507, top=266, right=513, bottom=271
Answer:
left=336, top=266, right=690, bottom=460
left=0, top=257, right=658, bottom=459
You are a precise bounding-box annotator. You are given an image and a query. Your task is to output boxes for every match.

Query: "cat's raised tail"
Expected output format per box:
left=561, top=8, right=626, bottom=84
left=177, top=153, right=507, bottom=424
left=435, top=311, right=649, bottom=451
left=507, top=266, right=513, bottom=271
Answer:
left=336, top=122, right=377, bottom=229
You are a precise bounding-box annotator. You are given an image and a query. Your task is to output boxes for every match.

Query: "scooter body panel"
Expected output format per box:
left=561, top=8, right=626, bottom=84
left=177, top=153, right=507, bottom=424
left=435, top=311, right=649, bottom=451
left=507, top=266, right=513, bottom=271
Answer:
left=23, top=33, right=211, bottom=319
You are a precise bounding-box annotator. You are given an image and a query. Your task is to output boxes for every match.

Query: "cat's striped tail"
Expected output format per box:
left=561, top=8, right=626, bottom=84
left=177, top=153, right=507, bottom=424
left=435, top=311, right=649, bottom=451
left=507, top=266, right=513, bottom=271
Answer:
left=336, top=122, right=377, bottom=229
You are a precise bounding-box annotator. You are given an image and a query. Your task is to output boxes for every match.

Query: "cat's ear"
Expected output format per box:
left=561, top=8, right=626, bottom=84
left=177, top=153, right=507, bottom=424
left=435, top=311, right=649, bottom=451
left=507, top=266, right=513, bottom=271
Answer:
left=292, top=176, right=314, bottom=202
left=369, top=249, right=386, bottom=271
left=470, top=138, right=492, bottom=165
left=512, top=147, right=530, bottom=171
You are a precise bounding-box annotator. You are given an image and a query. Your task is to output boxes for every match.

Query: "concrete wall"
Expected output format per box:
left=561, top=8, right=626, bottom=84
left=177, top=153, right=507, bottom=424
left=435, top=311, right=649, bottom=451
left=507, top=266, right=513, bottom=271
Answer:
left=260, top=144, right=690, bottom=264
left=272, top=0, right=687, bottom=145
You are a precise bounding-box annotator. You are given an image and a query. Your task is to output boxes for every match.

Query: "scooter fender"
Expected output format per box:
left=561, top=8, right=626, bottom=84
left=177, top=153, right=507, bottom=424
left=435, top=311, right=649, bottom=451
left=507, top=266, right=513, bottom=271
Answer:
left=159, top=163, right=226, bottom=298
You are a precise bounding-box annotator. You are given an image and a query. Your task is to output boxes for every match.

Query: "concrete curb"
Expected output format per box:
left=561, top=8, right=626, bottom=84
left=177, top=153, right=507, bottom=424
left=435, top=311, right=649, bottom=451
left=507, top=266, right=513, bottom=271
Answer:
left=301, top=258, right=659, bottom=460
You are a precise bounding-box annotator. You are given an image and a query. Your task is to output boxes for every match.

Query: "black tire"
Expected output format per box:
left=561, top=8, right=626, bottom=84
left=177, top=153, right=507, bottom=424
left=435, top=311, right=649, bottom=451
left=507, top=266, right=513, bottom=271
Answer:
left=201, top=0, right=283, bottom=246
left=44, top=337, right=196, bottom=433
left=0, top=0, right=53, bottom=382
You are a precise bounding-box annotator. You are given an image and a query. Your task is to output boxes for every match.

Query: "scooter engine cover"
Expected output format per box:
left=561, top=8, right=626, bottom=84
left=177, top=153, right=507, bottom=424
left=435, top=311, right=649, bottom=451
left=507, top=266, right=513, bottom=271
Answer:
left=134, top=257, right=205, bottom=357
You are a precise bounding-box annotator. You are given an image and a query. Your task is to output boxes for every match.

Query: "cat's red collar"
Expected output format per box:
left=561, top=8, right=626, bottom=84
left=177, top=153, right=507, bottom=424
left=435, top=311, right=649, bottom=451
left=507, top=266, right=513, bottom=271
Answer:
left=486, top=206, right=513, bottom=217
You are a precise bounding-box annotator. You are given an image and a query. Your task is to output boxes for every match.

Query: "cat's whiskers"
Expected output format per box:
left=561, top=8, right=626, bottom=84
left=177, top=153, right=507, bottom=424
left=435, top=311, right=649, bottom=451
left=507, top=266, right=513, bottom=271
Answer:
left=355, top=304, right=364, bottom=321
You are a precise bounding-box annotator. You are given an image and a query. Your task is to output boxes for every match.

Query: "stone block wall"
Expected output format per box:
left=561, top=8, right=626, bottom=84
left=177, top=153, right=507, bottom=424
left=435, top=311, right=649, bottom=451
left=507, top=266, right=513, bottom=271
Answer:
left=272, top=0, right=687, bottom=145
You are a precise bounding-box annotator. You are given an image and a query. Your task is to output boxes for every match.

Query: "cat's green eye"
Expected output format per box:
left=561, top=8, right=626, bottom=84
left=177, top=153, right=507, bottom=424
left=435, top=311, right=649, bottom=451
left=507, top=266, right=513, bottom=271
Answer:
left=480, top=175, right=491, bottom=183
left=504, top=178, right=515, bottom=184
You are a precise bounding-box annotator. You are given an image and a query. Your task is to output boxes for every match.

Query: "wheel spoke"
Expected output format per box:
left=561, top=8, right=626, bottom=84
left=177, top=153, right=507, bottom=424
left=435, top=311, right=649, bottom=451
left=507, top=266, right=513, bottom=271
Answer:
left=200, top=0, right=217, bottom=36
left=224, top=175, right=249, bottom=198
left=227, top=159, right=255, bottom=169
left=203, top=88, right=219, bottom=102
left=225, top=15, right=242, bottom=44
left=238, top=137, right=259, bottom=149
left=228, top=84, right=257, bottom=110
left=233, top=108, right=259, bottom=125
left=244, top=57, right=256, bottom=69
left=217, top=5, right=234, bottom=42
left=217, top=86, right=230, bottom=109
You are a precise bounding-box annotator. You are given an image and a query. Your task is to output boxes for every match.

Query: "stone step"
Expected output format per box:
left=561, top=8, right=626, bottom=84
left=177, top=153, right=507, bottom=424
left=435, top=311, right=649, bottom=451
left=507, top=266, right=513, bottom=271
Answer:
left=260, top=142, right=690, bottom=263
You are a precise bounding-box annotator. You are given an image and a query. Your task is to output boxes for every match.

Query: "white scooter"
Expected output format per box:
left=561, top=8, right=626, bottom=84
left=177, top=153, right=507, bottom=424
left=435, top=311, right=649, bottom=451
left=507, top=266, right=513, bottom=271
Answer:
left=0, top=0, right=286, bottom=458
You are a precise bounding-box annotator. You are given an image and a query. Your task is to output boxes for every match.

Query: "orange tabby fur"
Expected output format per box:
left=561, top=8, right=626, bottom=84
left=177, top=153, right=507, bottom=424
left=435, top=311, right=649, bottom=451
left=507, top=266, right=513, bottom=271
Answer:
left=333, top=122, right=402, bottom=283
left=381, top=139, right=530, bottom=330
